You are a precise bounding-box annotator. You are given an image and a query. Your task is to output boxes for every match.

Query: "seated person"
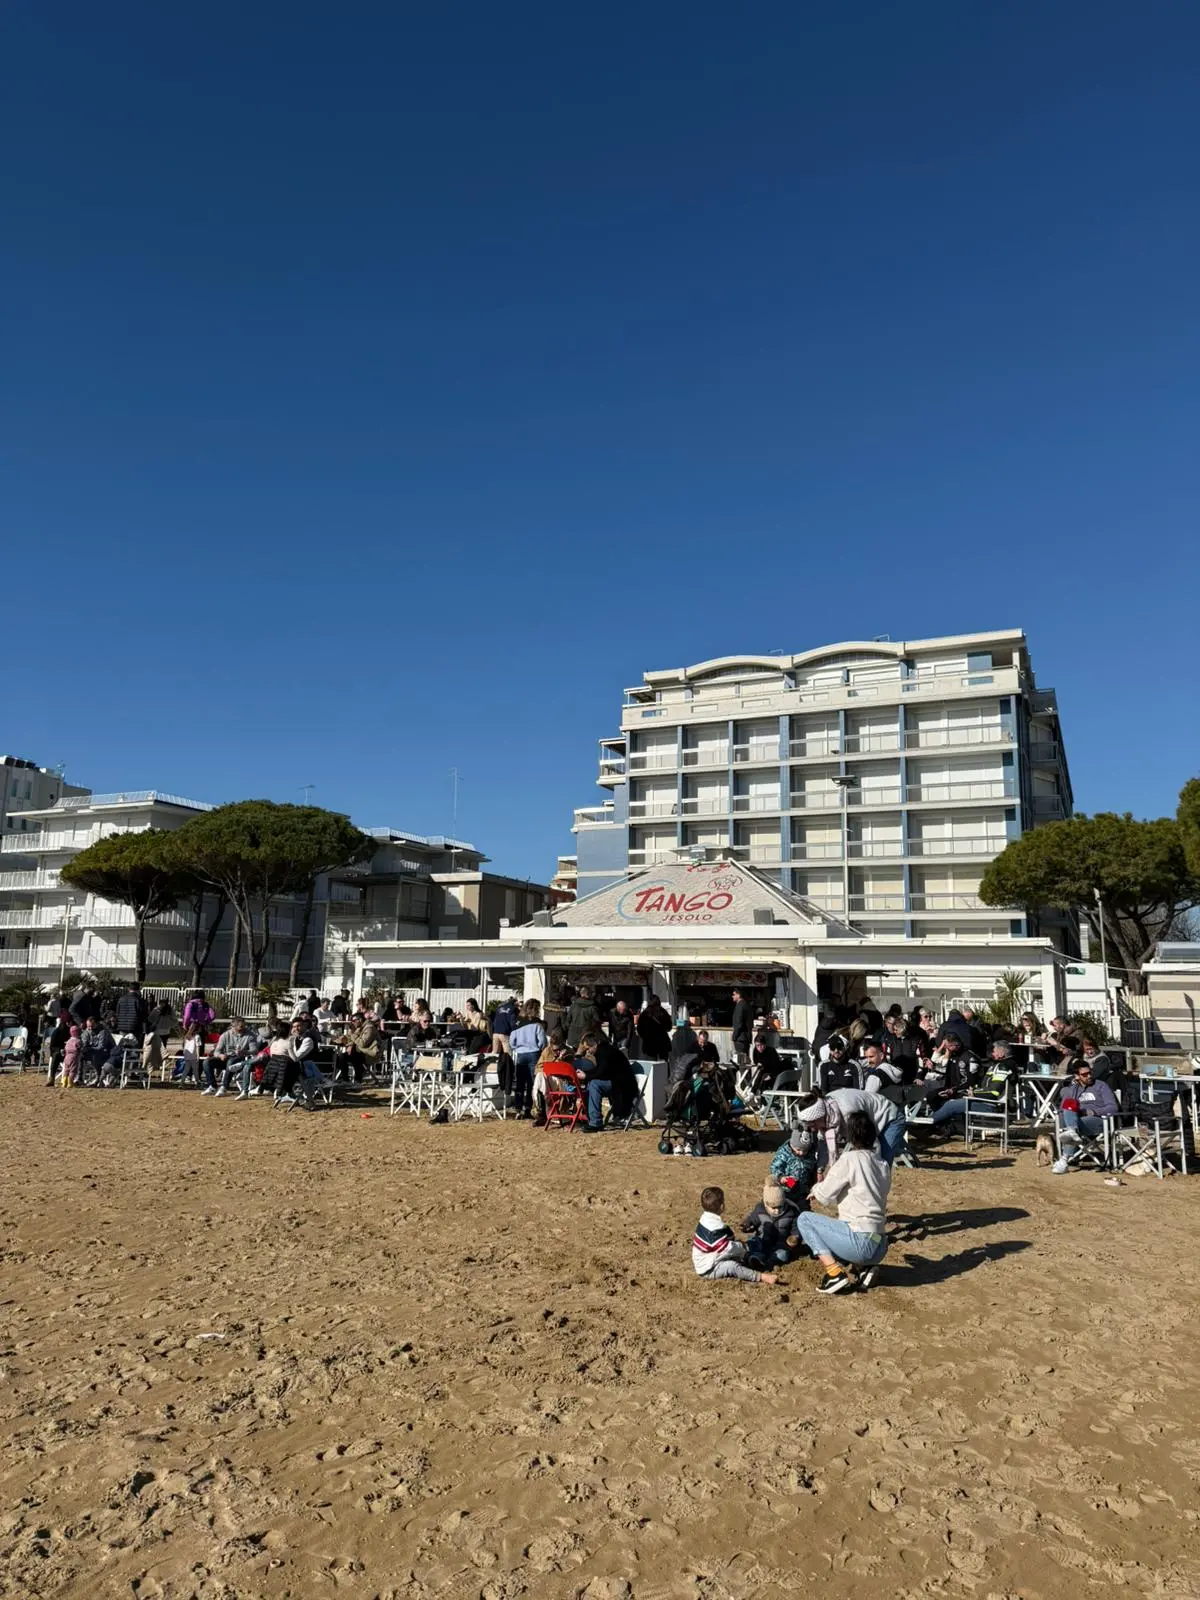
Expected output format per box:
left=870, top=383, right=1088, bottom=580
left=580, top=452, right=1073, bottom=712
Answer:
left=749, top=1030, right=783, bottom=1095
left=575, top=1032, right=636, bottom=1131
left=818, top=1036, right=858, bottom=1095
left=692, top=1186, right=777, bottom=1286
left=1079, top=1036, right=1123, bottom=1100
left=929, top=1040, right=1019, bottom=1132
left=696, top=1029, right=722, bottom=1068
left=859, top=1042, right=905, bottom=1104
left=768, top=1125, right=820, bottom=1204
left=207, top=1017, right=259, bottom=1097
left=1052, top=1057, right=1120, bottom=1173
left=905, top=1033, right=982, bottom=1115
left=795, top=1109, right=892, bottom=1294
left=82, top=1020, right=117, bottom=1085
left=741, top=1180, right=801, bottom=1270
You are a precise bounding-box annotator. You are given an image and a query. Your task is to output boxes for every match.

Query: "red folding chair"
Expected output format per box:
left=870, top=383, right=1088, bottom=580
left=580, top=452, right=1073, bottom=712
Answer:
left=544, top=1064, right=587, bottom=1130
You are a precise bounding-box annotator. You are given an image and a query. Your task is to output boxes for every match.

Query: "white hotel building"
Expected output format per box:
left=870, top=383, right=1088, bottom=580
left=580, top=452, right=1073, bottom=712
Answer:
left=571, top=630, right=1074, bottom=947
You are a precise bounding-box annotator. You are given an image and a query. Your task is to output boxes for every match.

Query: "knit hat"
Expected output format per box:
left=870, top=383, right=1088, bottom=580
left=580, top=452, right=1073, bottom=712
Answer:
left=762, top=1180, right=786, bottom=1209
left=789, top=1125, right=816, bottom=1154
left=796, top=1097, right=828, bottom=1125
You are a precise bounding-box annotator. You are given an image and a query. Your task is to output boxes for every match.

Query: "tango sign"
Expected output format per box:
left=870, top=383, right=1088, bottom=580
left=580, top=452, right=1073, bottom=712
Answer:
left=616, top=876, right=741, bottom=925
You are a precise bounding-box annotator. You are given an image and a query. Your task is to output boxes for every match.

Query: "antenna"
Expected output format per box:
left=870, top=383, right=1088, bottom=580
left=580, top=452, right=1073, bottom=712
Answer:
left=449, top=767, right=460, bottom=825
left=299, top=784, right=314, bottom=805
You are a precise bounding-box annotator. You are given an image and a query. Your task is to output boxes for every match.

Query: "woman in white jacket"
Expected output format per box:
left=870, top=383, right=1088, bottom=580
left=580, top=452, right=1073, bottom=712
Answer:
left=795, top=1109, right=891, bottom=1295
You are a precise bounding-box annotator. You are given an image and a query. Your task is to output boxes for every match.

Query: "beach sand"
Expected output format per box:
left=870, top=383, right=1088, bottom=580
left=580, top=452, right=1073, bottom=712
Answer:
left=1, top=1075, right=1198, bottom=1599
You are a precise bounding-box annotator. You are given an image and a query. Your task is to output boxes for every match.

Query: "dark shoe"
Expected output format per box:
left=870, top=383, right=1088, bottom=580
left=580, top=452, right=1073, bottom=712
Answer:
left=815, top=1269, right=853, bottom=1295
left=579, top=1123, right=603, bottom=1134
left=857, top=1265, right=880, bottom=1290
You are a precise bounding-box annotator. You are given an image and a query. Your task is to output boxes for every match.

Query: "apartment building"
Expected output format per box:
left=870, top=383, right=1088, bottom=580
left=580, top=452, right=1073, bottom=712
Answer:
left=571, top=631, right=1073, bottom=944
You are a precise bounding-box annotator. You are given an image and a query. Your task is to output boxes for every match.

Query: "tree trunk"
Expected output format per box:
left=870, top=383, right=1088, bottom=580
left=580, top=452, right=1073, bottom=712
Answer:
left=189, top=892, right=228, bottom=987
left=226, top=917, right=242, bottom=990
left=247, top=900, right=271, bottom=990
left=135, top=912, right=147, bottom=982
left=289, top=882, right=315, bottom=987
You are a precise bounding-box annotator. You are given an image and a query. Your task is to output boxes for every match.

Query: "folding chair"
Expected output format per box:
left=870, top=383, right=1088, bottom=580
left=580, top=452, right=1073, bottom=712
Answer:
left=611, top=1062, right=652, bottom=1130
left=389, top=1042, right=419, bottom=1116
left=412, top=1054, right=456, bottom=1121
left=544, top=1065, right=587, bottom=1130
left=964, top=1094, right=1011, bottom=1153
left=118, top=1044, right=148, bottom=1090
left=283, top=1069, right=344, bottom=1111
left=1054, top=1111, right=1114, bottom=1171
left=452, top=1054, right=507, bottom=1121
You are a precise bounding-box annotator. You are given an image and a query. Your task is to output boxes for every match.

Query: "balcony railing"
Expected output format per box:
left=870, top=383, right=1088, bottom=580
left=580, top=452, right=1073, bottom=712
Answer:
left=846, top=787, right=904, bottom=807
left=903, top=726, right=1011, bottom=749
left=906, top=782, right=1010, bottom=804
left=908, top=893, right=995, bottom=911
left=0, top=870, right=61, bottom=890
left=1034, top=795, right=1066, bottom=818
left=790, top=841, right=842, bottom=860
left=627, top=752, right=678, bottom=772
left=848, top=893, right=908, bottom=912
left=842, top=732, right=901, bottom=753
left=732, top=793, right=781, bottom=813
left=788, top=738, right=842, bottom=759
left=573, top=805, right=615, bottom=826
left=681, top=747, right=729, bottom=769
left=789, top=790, right=842, bottom=810
left=628, top=800, right=678, bottom=818
left=679, top=796, right=728, bottom=815
left=627, top=848, right=677, bottom=867
left=846, top=841, right=904, bottom=858
left=732, top=744, right=781, bottom=765
left=1028, top=741, right=1060, bottom=765
left=906, top=837, right=1003, bottom=856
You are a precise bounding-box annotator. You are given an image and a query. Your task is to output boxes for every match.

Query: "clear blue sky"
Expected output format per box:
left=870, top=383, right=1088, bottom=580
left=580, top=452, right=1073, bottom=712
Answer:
left=4, top=1, right=1198, bottom=879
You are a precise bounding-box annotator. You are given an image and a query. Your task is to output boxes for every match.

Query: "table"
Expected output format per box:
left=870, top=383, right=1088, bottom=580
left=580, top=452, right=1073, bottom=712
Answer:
left=1019, top=1072, right=1064, bottom=1127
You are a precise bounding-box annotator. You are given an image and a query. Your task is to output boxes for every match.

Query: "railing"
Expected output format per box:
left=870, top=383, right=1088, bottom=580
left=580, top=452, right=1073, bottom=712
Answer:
left=908, top=893, right=994, bottom=911
left=627, top=848, right=678, bottom=867
left=597, top=758, right=627, bottom=778
left=848, top=893, right=907, bottom=912
left=846, top=841, right=904, bottom=858
left=628, top=801, right=678, bottom=818
left=0, top=823, right=153, bottom=855
left=903, top=726, right=1010, bottom=749
left=905, top=782, right=1010, bottom=804
left=1028, top=742, right=1059, bottom=764
left=330, top=883, right=363, bottom=904
left=54, top=790, right=213, bottom=812
left=788, top=739, right=841, bottom=759
left=680, top=748, right=728, bottom=768
left=846, top=787, right=904, bottom=807
left=0, top=836, right=39, bottom=856
left=573, top=806, right=615, bottom=826
left=907, top=837, right=1002, bottom=856
left=0, top=870, right=61, bottom=890
left=740, top=845, right=783, bottom=863
left=802, top=893, right=846, bottom=911
left=841, top=732, right=901, bottom=753
left=732, top=793, right=781, bottom=813
left=679, top=796, right=727, bottom=815
left=731, top=744, right=781, bottom=765
left=790, top=841, right=842, bottom=860
left=789, top=790, right=841, bottom=810
left=627, top=752, right=678, bottom=772
left=1034, top=795, right=1066, bottom=818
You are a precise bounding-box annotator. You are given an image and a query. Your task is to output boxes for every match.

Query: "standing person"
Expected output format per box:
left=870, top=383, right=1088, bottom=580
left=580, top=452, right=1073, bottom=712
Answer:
left=329, top=990, right=350, bottom=1020
left=114, top=982, right=148, bottom=1043
left=796, top=1110, right=892, bottom=1294
left=59, top=1026, right=83, bottom=1088
left=730, top=988, right=753, bottom=1069
left=608, top=999, right=637, bottom=1055
left=69, top=985, right=100, bottom=1029
left=182, top=990, right=215, bottom=1037
left=490, top=993, right=521, bottom=1093
left=179, top=1022, right=206, bottom=1087
left=148, top=996, right=175, bottom=1044
left=636, top=995, right=672, bottom=1062
left=561, top=986, right=600, bottom=1052
left=46, top=1013, right=71, bottom=1086
left=509, top=1001, right=547, bottom=1120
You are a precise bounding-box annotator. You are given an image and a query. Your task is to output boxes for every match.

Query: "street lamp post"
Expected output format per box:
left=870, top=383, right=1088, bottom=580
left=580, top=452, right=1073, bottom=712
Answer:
left=58, top=900, right=76, bottom=991
left=1093, top=886, right=1111, bottom=1030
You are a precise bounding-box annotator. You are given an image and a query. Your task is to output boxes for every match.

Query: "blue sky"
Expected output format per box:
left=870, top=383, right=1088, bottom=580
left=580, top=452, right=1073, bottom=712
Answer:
left=3, top=1, right=1198, bottom=879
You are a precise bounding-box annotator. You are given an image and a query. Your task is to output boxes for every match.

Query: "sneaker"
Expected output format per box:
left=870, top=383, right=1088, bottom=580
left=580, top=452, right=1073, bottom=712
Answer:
left=250, top=1087, right=262, bottom=1097
left=1051, top=1156, right=1070, bottom=1174
left=201, top=1087, right=215, bottom=1096
left=214, top=1087, right=226, bottom=1097
left=1059, top=1128, right=1080, bottom=1144
left=857, top=1265, right=880, bottom=1290
left=234, top=1090, right=249, bottom=1100
left=816, top=1269, right=853, bottom=1295
left=579, top=1123, right=602, bottom=1134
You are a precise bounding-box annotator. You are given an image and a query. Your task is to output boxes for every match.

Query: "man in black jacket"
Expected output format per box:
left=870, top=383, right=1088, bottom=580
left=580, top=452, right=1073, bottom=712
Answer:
left=114, top=983, right=148, bottom=1042
left=608, top=998, right=637, bottom=1054
left=730, top=988, right=753, bottom=1067
left=562, top=986, right=601, bottom=1051
left=636, top=996, right=672, bottom=1061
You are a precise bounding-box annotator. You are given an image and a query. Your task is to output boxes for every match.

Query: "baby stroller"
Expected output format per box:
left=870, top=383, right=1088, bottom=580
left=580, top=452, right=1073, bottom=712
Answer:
left=658, top=1061, right=755, bottom=1157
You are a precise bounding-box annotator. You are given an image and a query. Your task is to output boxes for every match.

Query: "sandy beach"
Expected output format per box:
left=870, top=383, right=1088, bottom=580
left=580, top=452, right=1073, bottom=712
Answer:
left=1, top=1076, right=1198, bottom=1600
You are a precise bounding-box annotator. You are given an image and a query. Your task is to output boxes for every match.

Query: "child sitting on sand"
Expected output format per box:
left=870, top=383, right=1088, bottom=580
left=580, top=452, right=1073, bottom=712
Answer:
left=741, top=1180, right=801, bottom=1271
left=692, top=1186, right=778, bottom=1285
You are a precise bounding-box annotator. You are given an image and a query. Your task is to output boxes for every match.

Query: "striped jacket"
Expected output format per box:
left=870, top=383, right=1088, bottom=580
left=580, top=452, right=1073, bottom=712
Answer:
left=692, top=1211, right=736, bottom=1276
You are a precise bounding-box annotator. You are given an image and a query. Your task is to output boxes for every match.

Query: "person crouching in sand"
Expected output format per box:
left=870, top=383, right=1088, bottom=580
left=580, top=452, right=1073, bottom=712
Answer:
left=693, top=1186, right=778, bottom=1285
left=795, top=1110, right=891, bottom=1295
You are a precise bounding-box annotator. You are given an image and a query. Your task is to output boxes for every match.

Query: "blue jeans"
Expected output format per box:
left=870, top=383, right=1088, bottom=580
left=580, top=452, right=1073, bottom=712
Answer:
left=1062, top=1110, right=1105, bottom=1141
left=586, top=1078, right=612, bottom=1128
left=878, top=1117, right=907, bottom=1164
left=931, top=1097, right=967, bottom=1129
left=746, top=1232, right=792, bottom=1268
left=796, top=1213, right=888, bottom=1267
left=512, top=1050, right=539, bottom=1116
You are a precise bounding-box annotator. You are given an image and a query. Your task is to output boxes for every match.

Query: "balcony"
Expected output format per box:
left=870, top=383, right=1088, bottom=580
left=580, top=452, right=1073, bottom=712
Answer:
left=789, top=790, right=841, bottom=811
left=903, top=726, right=1011, bottom=750
left=679, top=796, right=728, bottom=816
left=906, top=837, right=1003, bottom=857
left=0, top=870, right=61, bottom=891
left=842, top=731, right=901, bottom=754
left=790, top=841, right=843, bottom=860
left=905, top=782, right=1010, bottom=805
left=732, top=744, right=781, bottom=765
left=848, top=894, right=908, bottom=913
left=627, top=848, right=677, bottom=868
left=731, top=793, right=781, bottom=813
left=627, top=751, right=678, bottom=773
left=846, top=787, right=904, bottom=807
left=1034, top=795, right=1066, bottom=818
left=597, top=755, right=628, bottom=786
left=573, top=805, right=615, bottom=827
left=628, top=800, right=678, bottom=819
left=0, top=824, right=152, bottom=854
left=908, top=893, right=996, bottom=911
left=680, top=747, right=729, bottom=769
left=788, top=739, right=841, bottom=760
left=846, top=841, right=904, bottom=858
left=1028, top=740, right=1060, bottom=765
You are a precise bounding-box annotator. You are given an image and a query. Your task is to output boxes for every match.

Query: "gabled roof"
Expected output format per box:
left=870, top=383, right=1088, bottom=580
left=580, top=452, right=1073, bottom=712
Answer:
left=537, top=857, right=856, bottom=934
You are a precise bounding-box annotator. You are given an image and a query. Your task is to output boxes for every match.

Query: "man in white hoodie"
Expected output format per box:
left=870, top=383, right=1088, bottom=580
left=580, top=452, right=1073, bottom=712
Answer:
left=795, top=1111, right=892, bottom=1295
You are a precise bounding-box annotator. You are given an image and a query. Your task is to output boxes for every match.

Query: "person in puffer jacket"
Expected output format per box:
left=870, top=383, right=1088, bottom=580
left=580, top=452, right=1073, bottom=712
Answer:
left=741, top=1180, right=802, bottom=1269
left=768, top=1126, right=820, bottom=1202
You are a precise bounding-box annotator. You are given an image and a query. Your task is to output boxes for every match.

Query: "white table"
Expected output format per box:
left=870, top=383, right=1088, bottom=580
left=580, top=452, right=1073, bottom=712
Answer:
left=1019, top=1072, right=1063, bottom=1127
